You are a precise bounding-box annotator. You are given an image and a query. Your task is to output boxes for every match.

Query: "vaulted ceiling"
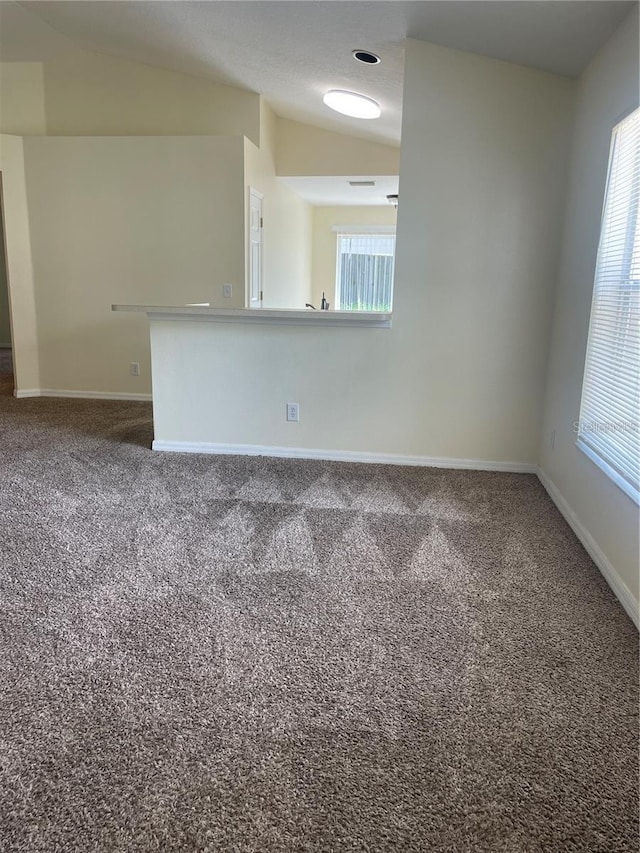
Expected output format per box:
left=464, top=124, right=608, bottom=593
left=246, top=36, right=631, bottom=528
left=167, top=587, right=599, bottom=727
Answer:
left=1, top=1, right=635, bottom=145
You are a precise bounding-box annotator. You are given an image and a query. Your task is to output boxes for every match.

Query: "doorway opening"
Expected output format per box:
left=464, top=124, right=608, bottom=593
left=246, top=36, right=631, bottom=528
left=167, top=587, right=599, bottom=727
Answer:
left=248, top=187, right=263, bottom=308
left=0, top=177, right=13, bottom=395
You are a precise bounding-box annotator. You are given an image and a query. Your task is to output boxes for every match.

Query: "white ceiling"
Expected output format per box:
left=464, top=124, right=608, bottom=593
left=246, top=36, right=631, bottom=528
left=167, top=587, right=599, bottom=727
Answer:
left=279, top=175, right=400, bottom=207
left=2, top=1, right=635, bottom=147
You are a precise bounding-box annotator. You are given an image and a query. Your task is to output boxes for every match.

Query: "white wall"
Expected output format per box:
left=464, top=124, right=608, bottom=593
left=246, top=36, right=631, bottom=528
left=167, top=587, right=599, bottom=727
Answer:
left=151, top=40, right=575, bottom=467
left=539, top=7, right=639, bottom=622
left=311, top=206, right=397, bottom=307
left=394, top=39, right=575, bottom=462
left=21, top=135, right=246, bottom=395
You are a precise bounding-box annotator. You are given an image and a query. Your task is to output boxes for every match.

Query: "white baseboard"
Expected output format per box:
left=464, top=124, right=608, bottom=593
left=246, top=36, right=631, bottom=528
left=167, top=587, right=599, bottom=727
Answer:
left=152, top=439, right=537, bottom=473
left=14, top=388, right=152, bottom=402
left=537, top=468, right=639, bottom=629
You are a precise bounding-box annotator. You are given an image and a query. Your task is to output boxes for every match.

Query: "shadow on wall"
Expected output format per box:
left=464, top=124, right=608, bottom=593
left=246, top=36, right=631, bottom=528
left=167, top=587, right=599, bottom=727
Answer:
left=0, top=186, right=12, bottom=352
left=0, top=183, right=13, bottom=395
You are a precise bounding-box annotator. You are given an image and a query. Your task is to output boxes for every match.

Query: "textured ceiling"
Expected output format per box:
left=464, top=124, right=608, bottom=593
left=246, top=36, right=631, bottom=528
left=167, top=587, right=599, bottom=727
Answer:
left=3, top=1, right=636, bottom=145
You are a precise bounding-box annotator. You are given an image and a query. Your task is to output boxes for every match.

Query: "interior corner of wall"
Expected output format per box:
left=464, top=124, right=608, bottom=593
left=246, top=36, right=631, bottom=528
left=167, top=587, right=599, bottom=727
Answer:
left=243, top=135, right=260, bottom=158
left=258, top=98, right=277, bottom=155
left=0, top=61, right=47, bottom=136
left=242, top=91, right=260, bottom=148
left=0, top=134, right=41, bottom=391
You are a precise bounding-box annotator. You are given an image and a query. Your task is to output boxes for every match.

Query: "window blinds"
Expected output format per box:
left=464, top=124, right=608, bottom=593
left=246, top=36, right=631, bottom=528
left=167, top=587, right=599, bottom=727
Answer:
left=577, top=107, right=640, bottom=503
left=336, top=233, right=395, bottom=312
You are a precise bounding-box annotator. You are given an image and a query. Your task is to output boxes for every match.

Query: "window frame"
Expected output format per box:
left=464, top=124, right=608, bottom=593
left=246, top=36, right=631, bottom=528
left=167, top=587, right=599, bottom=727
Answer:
left=576, top=106, right=640, bottom=505
left=332, top=225, right=396, bottom=313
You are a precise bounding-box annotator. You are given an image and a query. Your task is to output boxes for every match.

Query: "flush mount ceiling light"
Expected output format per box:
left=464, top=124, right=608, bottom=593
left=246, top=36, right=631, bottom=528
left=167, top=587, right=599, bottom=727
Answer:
left=353, top=49, right=381, bottom=65
left=323, top=90, right=381, bottom=119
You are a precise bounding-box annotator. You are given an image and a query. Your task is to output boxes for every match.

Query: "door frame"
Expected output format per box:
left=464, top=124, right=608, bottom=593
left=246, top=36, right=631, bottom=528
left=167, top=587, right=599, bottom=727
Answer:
left=247, top=187, right=264, bottom=309
left=0, top=173, right=16, bottom=389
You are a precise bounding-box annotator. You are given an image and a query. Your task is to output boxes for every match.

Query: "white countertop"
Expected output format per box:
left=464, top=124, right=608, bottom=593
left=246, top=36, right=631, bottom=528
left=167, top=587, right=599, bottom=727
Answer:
left=111, top=304, right=392, bottom=328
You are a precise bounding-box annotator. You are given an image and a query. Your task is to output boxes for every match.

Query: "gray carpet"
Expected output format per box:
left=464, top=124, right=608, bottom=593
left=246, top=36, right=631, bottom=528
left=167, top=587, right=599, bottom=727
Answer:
left=0, top=374, right=638, bottom=852
left=0, top=347, right=12, bottom=378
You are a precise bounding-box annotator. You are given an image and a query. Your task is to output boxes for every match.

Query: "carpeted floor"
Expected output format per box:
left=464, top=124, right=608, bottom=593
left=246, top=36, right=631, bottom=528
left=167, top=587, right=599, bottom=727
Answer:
left=0, top=347, right=13, bottom=379
left=0, top=374, right=638, bottom=852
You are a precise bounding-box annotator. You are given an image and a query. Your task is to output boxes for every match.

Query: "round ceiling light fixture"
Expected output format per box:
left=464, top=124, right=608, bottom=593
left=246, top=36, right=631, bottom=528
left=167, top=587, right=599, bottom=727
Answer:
left=353, top=49, right=381, bottom=65
left=322, top=90, right=381, bottom=119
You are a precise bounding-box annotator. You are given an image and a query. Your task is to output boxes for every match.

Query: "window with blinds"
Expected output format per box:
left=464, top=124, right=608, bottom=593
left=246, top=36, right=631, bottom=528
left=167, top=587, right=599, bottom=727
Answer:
left=577, top=106, right=639, bottom=504
left=335, top=231, right=395, bottom=312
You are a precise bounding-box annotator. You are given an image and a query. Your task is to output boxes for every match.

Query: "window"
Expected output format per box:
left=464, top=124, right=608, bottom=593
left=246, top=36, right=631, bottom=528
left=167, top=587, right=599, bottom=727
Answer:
left=334, top=227, right=395, bottom=312
left=577, top=107, right=639, bottom=504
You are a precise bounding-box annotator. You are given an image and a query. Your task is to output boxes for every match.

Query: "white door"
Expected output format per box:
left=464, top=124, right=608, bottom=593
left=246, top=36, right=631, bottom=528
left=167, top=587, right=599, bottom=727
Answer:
left=248, top=189, right=263, bottom=308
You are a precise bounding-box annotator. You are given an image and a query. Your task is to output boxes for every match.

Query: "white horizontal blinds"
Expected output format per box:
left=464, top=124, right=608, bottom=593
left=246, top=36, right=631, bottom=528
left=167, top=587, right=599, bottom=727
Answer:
left=578, top=107, right=640, bottom=501
left=337, top=234, right=395, bottom=311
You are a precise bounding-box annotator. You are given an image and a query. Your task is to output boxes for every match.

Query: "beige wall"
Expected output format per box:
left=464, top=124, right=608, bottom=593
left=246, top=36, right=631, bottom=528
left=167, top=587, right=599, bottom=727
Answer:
left=0, top=135, right=39, bottom=392
left=0, top=46, right=263, bottom=390
left=310, top=206, right=397, bottom=307
left=276, top=117, right=400, bottom=177
left=244, top=104, right=312, bottom=309
left=151, top=40, right=575, bottom=468
left=0, top=197, right=11, bottom=346
left=42, top=50, right=262, bottom=144
left=0, top=45, right=403, bottom=320
left=0, top=50, right=261, bottom=143
left=21, top=135, right=245, bottom=395
left=0, top=62, right=46, bottom=135
left=261, top=186, right=312, bottom=309
left=539, top=8, right=639, bottom=620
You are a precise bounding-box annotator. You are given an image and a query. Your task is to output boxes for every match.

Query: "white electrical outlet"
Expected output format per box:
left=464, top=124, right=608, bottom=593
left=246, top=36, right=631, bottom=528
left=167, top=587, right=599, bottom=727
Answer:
left=286, top=402, right=300, bottom=422
left=223, top=283, right=233, bottom=298
left=130, top=362, right=140, bottom=377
